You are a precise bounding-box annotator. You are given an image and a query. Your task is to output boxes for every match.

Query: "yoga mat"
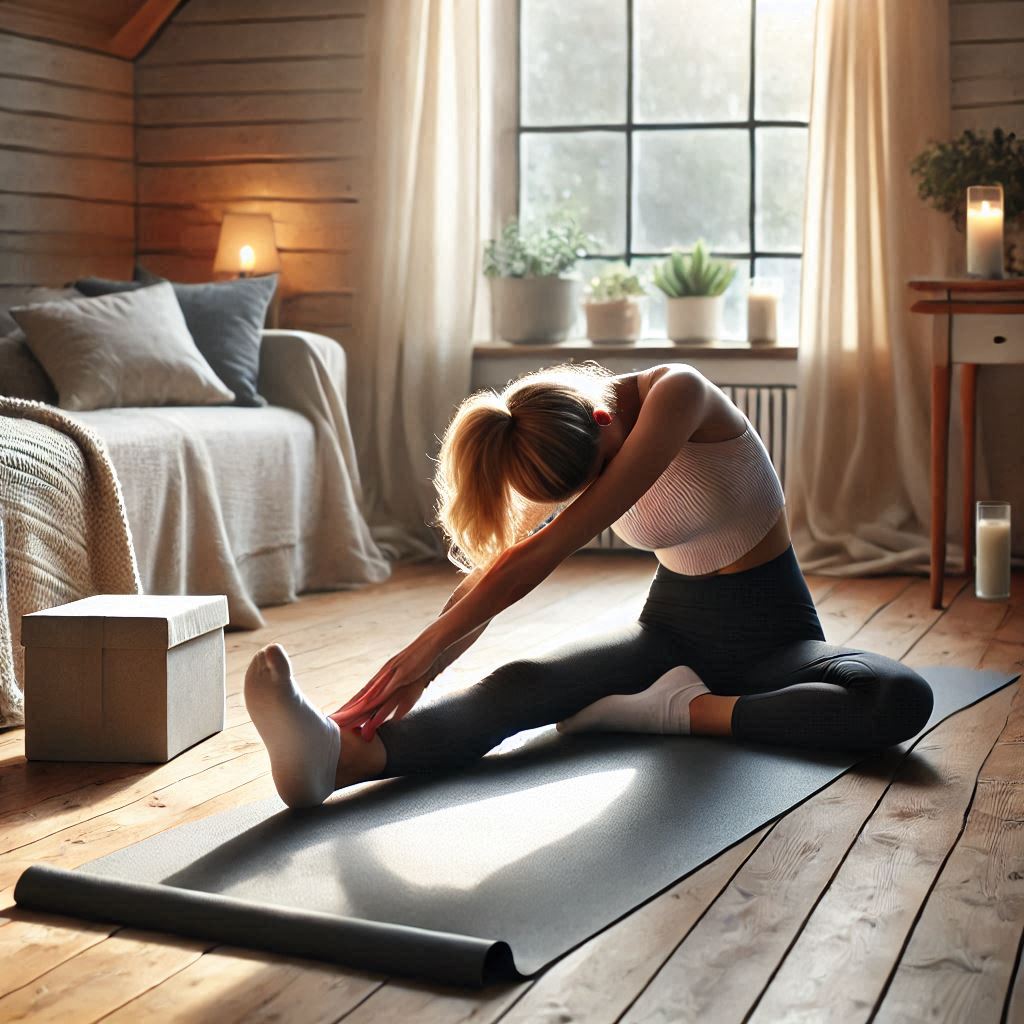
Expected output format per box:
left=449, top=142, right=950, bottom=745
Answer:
left=15, top=667, right=1019, bottom=987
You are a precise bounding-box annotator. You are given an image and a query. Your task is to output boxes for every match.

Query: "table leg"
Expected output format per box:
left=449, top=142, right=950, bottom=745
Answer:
left=931, top=363, right=952, bottom=610
left=961, top=362, right=977, bottom=577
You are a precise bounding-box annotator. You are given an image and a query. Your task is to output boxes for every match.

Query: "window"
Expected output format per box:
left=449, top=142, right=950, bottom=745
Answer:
left=518, top=0, right=816, bottom=343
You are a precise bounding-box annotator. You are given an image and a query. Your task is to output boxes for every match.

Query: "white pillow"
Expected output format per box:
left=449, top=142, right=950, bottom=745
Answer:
left=10, top=282, right=234, bottom=412
left=0, top=286, right=80, bottom=334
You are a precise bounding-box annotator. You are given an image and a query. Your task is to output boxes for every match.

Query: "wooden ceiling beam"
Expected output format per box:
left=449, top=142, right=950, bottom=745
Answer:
left=106, top=0, right=186, bottom=59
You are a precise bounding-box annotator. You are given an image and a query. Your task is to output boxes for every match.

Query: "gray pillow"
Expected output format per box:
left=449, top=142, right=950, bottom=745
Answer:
left=73, top=277, right=148, bottom=298
left=75, top=268, right=277, bottom=408
left=11, top=282, right=235, bottom=412
left=0, top=329, right=57, bottom=404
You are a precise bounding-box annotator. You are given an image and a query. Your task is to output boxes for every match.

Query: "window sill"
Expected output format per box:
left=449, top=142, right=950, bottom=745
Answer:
left=473, top=338, right=798, bottom=360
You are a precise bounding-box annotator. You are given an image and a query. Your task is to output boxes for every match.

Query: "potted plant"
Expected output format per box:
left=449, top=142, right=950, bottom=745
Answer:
left=911, top=128, right=1024, bottom=276
left=652, top=241, right=736, bottom=342
left=483, top=215, right=591, bottom=343
left=582, top=263, right=647, bottom=343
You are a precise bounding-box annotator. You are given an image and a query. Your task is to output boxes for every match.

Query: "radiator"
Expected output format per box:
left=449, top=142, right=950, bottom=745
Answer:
left=587, top=382, right=798, bottom=551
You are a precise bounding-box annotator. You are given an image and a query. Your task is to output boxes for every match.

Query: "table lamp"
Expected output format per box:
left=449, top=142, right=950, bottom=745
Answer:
left=213, top=211, right=282, bottom=325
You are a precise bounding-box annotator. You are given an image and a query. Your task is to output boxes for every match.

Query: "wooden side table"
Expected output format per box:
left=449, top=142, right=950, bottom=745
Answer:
left=909, top=278, right=1024, bottom=609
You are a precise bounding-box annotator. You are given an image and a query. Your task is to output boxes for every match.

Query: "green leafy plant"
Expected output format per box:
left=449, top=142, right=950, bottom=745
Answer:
left=584, top=262, right=647, bottom=303
left=482, top=214, right=592, bottom=278
left=911, top=128, right=1024, bottom=229
left=652, top=240, right=736, bottom=297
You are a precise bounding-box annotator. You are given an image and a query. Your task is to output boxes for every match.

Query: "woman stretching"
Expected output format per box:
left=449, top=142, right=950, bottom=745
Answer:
left=244, top=362, right=934, bottom=809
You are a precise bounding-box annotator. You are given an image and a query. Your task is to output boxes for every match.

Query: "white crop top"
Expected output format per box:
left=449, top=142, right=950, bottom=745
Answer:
left=609, top=412, right=785, bottom=575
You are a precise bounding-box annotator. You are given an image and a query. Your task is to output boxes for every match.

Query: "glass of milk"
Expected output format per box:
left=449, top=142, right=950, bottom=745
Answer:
left=976, top=501, right=1011, bottom=601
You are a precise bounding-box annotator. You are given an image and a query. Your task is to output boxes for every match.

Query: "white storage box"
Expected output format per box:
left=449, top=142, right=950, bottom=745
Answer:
left=22, top=594, right=229, bottom=763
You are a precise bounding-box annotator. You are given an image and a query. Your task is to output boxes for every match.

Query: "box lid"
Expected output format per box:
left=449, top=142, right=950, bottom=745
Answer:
left=22, top=594, right=229, bottom=651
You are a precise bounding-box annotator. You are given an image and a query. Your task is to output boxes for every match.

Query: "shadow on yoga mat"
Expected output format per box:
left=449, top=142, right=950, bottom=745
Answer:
left=15, top=666, right=1019, bottom=987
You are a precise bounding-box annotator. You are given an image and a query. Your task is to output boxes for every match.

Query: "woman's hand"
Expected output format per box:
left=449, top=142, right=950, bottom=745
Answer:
left=332, top=635, right=444, bottom=740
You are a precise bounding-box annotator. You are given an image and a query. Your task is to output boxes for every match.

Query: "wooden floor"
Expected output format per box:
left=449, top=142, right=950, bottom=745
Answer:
left=2, top=553, right=1023, bottom=1023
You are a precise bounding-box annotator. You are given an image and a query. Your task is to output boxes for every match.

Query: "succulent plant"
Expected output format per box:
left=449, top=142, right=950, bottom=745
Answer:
left=584, top=262, right=647, bottom=303
left=652, top=241, right=736, bottom=298
left=482, top=213, right=592, bottom=278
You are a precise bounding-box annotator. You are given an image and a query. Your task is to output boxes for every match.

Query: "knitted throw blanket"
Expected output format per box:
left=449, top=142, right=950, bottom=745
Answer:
left=0, top=398, right=140, bottom=729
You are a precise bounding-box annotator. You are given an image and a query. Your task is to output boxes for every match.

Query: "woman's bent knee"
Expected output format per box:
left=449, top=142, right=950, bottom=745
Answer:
left=875, top=663, right=934, bottom=746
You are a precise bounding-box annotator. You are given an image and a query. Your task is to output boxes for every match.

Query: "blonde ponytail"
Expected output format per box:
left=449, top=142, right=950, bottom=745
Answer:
left=433, top=362, right=617, bottom=572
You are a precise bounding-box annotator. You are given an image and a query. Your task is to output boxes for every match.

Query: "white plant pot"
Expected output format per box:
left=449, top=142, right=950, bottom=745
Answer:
left=583, top=297, right=644, bottom=343
left=665, top=295, right=725, bottom=343
left=492, top=276, right=581, bottom=343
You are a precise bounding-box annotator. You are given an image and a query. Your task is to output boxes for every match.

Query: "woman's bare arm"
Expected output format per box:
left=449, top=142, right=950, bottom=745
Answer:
left=420, top=366, right=712, bottom=658
left=431, top=568, right=490, bottom=674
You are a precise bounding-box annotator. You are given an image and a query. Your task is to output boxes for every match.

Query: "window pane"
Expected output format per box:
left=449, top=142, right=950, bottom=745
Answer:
left=520, top=132, right=626, bottom=254
left=754, top=256, right=801, bottom=343
left=755, top=0, right=816, bottom=121
left=633, top=130, right=750, bottom=252
left=755, top=128, right=806, bottom=252
left=521, top=0, right=627, bottom=126
left=633, top=256, right=750, bottom=340
left=634, top=0, right=751, bottom=123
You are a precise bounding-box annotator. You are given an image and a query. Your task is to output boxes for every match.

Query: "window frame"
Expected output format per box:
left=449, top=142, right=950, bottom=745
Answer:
left=516, top=0, right=811, bottom=335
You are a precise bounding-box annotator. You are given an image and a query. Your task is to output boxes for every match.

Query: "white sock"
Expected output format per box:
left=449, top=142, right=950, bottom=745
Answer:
left=556, top=665, right=712, bottom=736
left=244, top=643, right=341, bottom=809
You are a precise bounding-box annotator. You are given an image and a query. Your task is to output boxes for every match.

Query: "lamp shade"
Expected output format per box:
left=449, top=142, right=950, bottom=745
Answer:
left=213, top=213, right=281, bottom=274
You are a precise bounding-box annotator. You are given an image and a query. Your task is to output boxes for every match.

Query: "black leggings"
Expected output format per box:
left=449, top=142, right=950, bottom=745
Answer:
left=375, top=546, right=934, bottom=777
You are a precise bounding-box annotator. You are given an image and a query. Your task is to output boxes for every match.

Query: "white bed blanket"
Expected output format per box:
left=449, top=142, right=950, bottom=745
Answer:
left=75, top=330, right=392, bottom=630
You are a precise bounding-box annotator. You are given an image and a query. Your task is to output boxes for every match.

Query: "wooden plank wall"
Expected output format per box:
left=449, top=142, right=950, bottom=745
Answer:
left=951, top=0, right=1024, bottom=135
left=0, top=32, right=135, bottom=310
left=134, top=0, right=369, bottom=344
left=950, top=0, right=1024, bottom=556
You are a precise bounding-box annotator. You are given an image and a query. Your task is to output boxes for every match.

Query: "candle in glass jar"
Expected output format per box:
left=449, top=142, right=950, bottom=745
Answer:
left=748, top=277, right=781, bottom=345
left=966, top=185, right=1004, bottom=279
left=976, top=501, right=1011, bottom=600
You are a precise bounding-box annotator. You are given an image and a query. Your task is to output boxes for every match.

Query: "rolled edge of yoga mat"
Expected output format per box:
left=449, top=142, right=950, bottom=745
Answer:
left=13, top=864, right=520, bottom=988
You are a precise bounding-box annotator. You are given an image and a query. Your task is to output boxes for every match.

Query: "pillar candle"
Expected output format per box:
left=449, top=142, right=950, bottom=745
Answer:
left=747, top=277, right=781, bottom=345
left=976, top=504, right=1011, bottom=600
left=966, top=186, right=1004, bottom=279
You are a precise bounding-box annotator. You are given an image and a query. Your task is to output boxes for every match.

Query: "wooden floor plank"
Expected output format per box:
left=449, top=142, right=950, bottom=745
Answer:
left=100, top=946, right=384, bottom=1024
left=743, top=687, right=1014, bottom=1023
left=814, top=576, right=913, bottom=647
left=0, top=909, right=111, bottom=996
left=845, top=576, right=968, bottom=660
left=902, top=579, right=1014, bottom=672
left=872, top=607, right=1024, bottom=1023
left=0, top=929, right=209, bottom=1023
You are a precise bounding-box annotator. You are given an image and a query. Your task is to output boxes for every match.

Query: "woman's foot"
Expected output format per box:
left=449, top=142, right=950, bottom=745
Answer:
left=556, top=665, right=712, bottom=736
left=244, top=643, right=341, bottom=808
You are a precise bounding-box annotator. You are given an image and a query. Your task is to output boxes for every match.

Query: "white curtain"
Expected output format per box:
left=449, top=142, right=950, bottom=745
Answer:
left=351, top=0, right=494, bottom=562
left=789, top=0, right=961, bottom=575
